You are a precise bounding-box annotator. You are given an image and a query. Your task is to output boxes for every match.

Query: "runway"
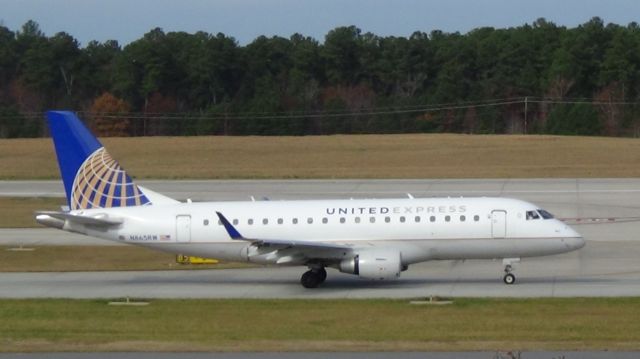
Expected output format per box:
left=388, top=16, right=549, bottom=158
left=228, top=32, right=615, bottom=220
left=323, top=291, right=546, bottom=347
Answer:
left=6, top=178, right=640, bottom=204
left=0, top=240, right=638, bottom=298
left=1, top=179, right=640, bottom=298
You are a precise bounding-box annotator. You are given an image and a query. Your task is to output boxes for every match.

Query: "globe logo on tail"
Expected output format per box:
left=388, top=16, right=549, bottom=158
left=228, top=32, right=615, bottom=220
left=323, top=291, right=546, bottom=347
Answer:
left=70, top=148, right=150, bottom=210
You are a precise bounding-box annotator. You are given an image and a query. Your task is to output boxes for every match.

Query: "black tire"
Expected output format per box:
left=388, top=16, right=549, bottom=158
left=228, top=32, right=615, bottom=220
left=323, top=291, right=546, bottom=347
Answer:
left=301, top=270, right=320, bottom=288
left=503, top=273, right=516, bottom=285
left=316, top=267, right=327, bottom=283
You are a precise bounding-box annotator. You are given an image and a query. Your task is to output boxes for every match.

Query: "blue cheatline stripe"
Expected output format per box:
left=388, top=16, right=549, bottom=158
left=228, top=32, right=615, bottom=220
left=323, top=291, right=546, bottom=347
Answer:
left=216, top=212, right=244, bottom=240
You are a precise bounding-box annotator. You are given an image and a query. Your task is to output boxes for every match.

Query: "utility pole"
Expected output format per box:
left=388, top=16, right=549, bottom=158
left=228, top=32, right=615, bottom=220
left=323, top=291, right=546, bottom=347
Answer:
left=524, top=96, right=528, bottom=134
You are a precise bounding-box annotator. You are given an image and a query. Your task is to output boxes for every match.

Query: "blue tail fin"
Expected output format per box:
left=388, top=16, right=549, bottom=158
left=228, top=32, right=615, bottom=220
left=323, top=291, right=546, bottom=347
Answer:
left=46, top=111, right=151, bottom=210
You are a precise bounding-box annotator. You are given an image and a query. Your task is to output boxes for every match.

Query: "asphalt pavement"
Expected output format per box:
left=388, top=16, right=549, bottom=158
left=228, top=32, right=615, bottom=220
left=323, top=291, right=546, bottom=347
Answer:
left=1, top=179, right=640, bottom=298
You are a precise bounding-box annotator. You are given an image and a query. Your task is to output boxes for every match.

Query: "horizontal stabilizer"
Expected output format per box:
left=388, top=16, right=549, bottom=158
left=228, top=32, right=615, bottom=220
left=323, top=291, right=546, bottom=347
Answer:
left=35, top=211, right=123, bottom=227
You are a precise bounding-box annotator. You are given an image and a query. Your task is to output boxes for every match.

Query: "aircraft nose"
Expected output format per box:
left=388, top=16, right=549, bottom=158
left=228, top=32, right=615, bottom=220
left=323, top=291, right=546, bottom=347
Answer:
left=568, top=235, right=586, bottom=250
left=565, top=226, right=585, bottom=250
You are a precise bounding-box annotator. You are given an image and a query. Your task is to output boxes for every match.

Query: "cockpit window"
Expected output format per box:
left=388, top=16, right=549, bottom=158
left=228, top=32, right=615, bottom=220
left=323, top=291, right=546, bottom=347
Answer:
left=526, top=210, right=540, bottom=220
left=537, top=209, right=554, bottom=219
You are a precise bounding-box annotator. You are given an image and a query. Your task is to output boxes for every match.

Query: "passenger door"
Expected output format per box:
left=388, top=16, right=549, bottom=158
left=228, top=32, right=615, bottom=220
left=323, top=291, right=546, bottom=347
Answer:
left=176, top=215, right=191, bottom=242
left=491, top=210, right=507, bottom=238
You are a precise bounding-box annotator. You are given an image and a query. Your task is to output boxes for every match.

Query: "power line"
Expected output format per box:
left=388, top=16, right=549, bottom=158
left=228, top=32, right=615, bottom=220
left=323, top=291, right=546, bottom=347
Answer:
left=0, top=97, right=638, bottom=122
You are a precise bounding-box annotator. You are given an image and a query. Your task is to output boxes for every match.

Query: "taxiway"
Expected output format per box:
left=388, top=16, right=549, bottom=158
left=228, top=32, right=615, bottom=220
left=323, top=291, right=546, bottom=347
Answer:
left=1, top=179, right=639, bottom=298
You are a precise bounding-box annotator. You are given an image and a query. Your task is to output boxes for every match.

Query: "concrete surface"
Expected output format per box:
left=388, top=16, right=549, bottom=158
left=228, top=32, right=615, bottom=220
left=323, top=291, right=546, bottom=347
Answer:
left=1, top=179, right=640, bottom=298
left=0, top=240, right=638, bottom=298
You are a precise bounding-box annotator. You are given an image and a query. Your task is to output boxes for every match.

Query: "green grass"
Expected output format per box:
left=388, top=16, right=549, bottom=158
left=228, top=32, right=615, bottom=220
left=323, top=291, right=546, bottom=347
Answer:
left=0, top=298, right=639, bottom=352
left=3, top=134, right=640, bottom=179
left=0, top=197, right=63, bottom=228
left=0, top=246, right=251, bottom=272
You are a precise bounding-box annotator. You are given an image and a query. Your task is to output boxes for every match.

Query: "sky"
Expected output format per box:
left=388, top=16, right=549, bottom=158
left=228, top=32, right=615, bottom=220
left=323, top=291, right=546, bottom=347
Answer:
left=1, top=0, right=639, bottom=46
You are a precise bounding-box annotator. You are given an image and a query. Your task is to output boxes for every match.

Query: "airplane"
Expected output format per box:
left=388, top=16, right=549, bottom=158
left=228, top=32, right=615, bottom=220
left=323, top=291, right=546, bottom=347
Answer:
left=36, top=111, right=585, bottom=288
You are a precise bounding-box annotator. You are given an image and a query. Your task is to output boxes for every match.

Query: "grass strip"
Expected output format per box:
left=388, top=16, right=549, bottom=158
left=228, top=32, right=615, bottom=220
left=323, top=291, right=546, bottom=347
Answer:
left=0, top=197, right=63, bottom=228
left=3, top=134, right=640, bottom=179
left=0, top=298, right=639, bottom=352
left=0, top=246, right=251, bottom=272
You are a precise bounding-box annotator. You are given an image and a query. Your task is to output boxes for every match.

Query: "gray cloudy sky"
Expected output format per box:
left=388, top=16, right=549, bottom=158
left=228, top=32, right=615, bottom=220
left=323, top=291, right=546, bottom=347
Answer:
left=1, top=0, right=638, bottom=46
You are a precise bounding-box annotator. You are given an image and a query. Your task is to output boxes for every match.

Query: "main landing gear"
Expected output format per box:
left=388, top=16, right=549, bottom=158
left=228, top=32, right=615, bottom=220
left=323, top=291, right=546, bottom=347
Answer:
left=300, top=267, right=327, bottom=288
left=502, top=258, right=520, bottom=285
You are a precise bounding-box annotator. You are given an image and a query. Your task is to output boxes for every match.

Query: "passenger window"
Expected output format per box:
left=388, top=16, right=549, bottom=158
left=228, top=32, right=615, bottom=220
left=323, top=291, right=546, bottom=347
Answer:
left=307, top=217, right=313, bottom=224
left=355, top=217, right=361, bottom=223
left=526, top=210, right=540, bottom=220
left=292, top=218, right=298, bottom=224
left=474, top=215, right=480, bottom=222
left=460, top=215, right=466, bottom=222
left=262, top=218, right=268, bottom=225
left=248, top=219, right=254, bottom=225
left=415, top=216, right=420, bottom=223
left=233, top=219, right=239, bottom=225
left=322, top=218, right=328, bottom=224
left=203, top=219, right=209, bottom=226
left=445, top=215, right=451, bottom=222
left=430, top=216, right=436, bottom=222
left=277, top=218, right=283, bottom=225
left=385, top=216, right=391, bottom=223
left=370, top=217, right=376, bottom=223
left=340, top=217, right=346, bottom=224
left=400, top=216, right=406, bottom=223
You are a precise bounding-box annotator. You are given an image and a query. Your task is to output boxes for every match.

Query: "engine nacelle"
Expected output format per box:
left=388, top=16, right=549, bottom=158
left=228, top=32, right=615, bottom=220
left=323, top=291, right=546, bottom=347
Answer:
left=339, top=249, right=402, bottom=280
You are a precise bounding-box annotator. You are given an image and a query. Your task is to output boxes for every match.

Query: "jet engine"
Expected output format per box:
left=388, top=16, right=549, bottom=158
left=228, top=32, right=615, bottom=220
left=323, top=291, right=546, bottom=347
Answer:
left=339, top=249, right=402, bottom=280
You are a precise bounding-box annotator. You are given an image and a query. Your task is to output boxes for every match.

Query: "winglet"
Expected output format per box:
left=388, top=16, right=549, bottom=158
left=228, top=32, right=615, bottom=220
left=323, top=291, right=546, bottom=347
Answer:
left=216, top=212, right=244, bottom=240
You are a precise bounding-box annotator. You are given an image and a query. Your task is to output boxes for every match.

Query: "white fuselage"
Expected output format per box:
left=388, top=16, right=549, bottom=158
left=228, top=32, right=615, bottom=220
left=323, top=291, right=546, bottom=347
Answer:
left=65, top=197, right=584, bottom=267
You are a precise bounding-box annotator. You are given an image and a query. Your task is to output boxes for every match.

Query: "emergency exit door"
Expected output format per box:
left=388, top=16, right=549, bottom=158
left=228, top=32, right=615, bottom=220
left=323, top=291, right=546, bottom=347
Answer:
left=491, top=210, right=507, bottom=238
left=176, top=215, right=191, bottom=242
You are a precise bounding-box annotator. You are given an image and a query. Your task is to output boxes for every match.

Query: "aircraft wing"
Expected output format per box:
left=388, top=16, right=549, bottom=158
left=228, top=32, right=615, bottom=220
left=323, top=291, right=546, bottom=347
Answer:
left=216, top=212, right=352, bottom=254
left=240, top=237, right=351, bottom=250
left=35, top=211, right=123, bottom=227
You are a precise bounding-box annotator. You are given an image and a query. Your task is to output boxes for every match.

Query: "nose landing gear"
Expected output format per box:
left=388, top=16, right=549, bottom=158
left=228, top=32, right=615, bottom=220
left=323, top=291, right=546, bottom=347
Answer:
left=503, top=267, right=516, bottom=285
left=502, top=258, right=520, bottom=285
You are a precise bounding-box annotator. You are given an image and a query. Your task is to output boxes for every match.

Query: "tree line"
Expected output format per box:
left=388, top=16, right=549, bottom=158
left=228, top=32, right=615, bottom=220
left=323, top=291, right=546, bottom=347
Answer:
left=1, top=17, right=640, bottom=137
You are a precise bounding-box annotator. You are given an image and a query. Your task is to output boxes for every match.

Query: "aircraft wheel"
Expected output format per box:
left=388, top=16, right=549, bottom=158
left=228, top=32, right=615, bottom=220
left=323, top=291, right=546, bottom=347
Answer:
left=503, top=273, right=516, bottom=285
left=301, top=270, right=322, bottom=288
left=316, top=267, right=327, bottom=283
